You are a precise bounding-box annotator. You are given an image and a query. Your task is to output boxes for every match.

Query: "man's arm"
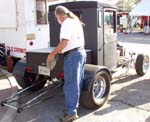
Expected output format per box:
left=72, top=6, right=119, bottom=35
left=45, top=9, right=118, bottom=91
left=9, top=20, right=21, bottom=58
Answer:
left=48, top=39, right=68, bottom=62
left=52, top=39, right=68, bottom=55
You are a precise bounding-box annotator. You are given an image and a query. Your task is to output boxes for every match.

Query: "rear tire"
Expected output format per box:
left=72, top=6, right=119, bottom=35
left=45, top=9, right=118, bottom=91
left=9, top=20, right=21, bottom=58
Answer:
left=13, top=59, right=47, bottom=91
left=0, top=43, right=6, bottom=66
left=22, top=72, right=47, bottom=91
left=135, top=54, right=149, bottom=76
left=80, top=70, right=111, bottom=109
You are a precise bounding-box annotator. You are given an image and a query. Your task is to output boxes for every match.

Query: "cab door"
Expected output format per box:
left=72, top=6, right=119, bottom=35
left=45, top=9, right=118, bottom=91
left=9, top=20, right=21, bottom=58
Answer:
left=103, top=8, right=117, bottom=69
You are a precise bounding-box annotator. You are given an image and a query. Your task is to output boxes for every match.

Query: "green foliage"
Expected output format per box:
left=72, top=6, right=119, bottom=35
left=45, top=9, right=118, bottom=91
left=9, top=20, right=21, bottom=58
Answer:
left=116, top=0, right=141, bottom=12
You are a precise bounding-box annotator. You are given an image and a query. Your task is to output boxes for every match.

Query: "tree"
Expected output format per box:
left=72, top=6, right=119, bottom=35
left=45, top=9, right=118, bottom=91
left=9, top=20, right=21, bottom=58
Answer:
left=116, top=0, right=141, bottom=12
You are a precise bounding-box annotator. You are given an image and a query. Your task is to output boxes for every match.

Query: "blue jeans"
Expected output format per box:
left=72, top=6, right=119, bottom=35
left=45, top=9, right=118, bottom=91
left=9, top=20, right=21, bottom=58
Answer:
left=63, top=49, right=86, bottom=115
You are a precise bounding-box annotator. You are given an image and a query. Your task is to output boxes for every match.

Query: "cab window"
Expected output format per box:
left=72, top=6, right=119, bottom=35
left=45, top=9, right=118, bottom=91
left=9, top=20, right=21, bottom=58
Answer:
left=104, top=10, right=116, bottom=35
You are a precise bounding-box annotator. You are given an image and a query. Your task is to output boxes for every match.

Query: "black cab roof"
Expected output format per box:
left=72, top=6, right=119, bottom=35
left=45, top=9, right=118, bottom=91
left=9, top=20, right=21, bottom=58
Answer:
left=49, top=1, right=117, bottom=11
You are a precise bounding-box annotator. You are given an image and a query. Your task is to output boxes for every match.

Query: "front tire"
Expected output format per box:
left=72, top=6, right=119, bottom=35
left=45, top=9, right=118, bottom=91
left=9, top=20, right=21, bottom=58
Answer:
left=135, top=54, right=149, bottom=76
left=80, top=70, right=111, bottom=109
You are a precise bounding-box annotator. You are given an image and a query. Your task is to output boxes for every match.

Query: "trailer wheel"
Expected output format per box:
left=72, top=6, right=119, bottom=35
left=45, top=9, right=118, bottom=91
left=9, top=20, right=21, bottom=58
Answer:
left=135, top=54, right=149, bottom=76
left=17, top=108, right=23, bottom=113
left=80, top=70, right=111, bottom=109
left=1, top=101, right=6, bottom=106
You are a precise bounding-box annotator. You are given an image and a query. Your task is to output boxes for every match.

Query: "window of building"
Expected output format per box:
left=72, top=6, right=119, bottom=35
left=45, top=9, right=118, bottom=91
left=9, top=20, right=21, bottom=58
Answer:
left=36, top=0, right=47, bottom=24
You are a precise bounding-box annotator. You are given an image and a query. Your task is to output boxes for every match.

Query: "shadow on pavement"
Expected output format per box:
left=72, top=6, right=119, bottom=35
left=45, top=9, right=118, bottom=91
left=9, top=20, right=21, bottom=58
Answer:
left=13, top=73, right=150, bottom=122
left=14, top=85, right=65, bottom=122
left=94, top=78, right=150, bottom=116
left=70, top=76, right=139, bottom=119
left=112, top=74, right=139, bottom=85
left=0, top=75, right=7, bottom=80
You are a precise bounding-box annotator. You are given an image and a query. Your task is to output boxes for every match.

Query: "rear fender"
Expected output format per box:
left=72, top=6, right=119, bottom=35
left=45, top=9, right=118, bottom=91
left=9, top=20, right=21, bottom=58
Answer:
left=83, top=64, right=112, bottom=91
left=12, top=58, right=26, bottom=83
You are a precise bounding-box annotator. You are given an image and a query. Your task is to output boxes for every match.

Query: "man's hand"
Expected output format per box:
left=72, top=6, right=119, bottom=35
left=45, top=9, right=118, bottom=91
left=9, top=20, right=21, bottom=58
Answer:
left=48, top=53, right=55, bottom=62
left=48, top=39, right=68, bottom=62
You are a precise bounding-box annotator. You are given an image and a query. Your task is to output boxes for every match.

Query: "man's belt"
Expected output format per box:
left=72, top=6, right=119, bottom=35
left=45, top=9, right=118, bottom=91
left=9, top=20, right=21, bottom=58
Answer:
left=63, top=47, right=84, bottom=57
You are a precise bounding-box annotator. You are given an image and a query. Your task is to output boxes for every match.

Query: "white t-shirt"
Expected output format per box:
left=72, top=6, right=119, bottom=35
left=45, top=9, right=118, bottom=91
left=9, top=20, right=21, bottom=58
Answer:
left=60, top=18, right=85, bottom=53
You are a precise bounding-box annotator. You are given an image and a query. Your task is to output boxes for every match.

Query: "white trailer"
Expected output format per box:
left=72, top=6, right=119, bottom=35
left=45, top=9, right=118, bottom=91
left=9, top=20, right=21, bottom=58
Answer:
left=0, top=0, right=50, bottom=58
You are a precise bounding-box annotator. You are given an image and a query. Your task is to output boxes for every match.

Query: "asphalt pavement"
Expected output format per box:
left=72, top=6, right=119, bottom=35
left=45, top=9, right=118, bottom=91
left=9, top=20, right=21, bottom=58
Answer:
left=0, top=32, right=150, bottom=122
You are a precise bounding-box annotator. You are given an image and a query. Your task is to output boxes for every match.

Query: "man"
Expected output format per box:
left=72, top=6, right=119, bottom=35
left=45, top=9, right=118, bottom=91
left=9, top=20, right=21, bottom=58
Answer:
left=48, top=5, right=86, bottom=122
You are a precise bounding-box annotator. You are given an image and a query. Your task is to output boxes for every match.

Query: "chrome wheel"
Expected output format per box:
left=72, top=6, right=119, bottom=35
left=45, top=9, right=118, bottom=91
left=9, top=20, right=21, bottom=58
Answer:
left=92, top=75, right=106, bottom=100
left=143, top=56, right=149, bottom=74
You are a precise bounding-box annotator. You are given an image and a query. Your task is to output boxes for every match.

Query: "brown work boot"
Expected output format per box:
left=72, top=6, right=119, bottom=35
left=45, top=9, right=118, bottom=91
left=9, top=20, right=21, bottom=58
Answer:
left=61, top=114, right=79, bottom=122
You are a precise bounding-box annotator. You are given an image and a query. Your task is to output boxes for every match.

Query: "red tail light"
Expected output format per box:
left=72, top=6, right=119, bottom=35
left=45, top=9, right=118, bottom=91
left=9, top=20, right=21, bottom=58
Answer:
left=57, top=72, right=64, bottom=79
left=25, top=66, right=33, bottom=73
